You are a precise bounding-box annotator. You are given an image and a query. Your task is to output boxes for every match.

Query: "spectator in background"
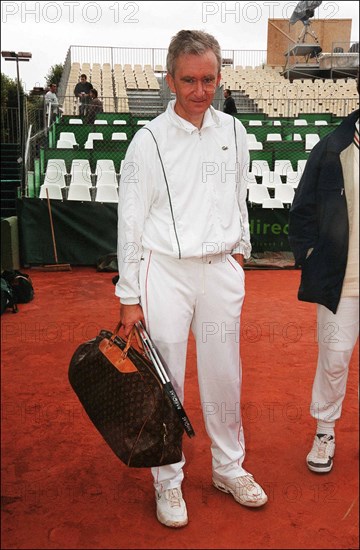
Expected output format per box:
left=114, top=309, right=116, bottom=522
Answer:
left=44, top=83, right=62, bottom=124
left=223, top=89, right=237, bottom=115
left=85, top=89, right=104, bottom=124
left=74, top=74, right=93, bottom=116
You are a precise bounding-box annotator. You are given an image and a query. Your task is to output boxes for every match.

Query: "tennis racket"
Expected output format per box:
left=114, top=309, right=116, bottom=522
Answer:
left=135, top=321, right=195, bottom=438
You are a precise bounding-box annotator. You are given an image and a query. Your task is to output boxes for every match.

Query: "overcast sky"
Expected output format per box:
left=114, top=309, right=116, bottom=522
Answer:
left=1, top=1, right=359, bottom=91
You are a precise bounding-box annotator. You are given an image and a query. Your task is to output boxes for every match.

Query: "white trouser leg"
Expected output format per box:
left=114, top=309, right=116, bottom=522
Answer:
left=191, top=255, right=247, bottom=479
left=139, top=252, right=247, bottom=490
left=139, top=252, right=195, bottom=492
left=311, top=297, right=359, bottom=423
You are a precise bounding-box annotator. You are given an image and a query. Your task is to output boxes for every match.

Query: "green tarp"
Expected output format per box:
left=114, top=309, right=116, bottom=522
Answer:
left=18, top=199, right=292, bottom=266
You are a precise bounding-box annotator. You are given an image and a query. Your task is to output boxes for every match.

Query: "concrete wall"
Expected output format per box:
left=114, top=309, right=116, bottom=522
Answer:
left=267, top=19, right=352, bottom=68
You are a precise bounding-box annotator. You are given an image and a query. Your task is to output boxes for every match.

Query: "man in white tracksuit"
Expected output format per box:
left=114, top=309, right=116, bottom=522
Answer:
left=116, top=30, right=267, bottom=528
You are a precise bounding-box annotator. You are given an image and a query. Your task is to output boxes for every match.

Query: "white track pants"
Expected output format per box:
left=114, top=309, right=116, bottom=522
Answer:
left=311, top=296, right=359, bottom=423
left=139, top=251, right=247, bottom=492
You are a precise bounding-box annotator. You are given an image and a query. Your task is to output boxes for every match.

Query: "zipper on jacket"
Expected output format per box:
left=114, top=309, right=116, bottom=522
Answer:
left=341, top=188, right=344, bottom=195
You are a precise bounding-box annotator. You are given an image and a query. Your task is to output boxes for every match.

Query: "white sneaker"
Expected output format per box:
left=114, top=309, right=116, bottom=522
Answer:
left=307, top=434, right=335, bottom=473
left=155, top=487, right=188, bottom=528
left=212, top=474, right=268, bottom=507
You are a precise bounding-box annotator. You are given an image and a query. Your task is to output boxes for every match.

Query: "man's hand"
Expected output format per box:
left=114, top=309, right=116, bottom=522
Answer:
left=120, top=303, right=145, bottom=337
left=232, top=253, right=244, bottom=268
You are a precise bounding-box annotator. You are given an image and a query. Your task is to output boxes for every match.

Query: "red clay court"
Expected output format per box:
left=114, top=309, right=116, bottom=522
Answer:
left=1, top=267, right=359, bottom=549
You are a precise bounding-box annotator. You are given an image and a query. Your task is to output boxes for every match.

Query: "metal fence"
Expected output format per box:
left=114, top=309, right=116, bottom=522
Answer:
left=66, top=45, right=267, bottom=70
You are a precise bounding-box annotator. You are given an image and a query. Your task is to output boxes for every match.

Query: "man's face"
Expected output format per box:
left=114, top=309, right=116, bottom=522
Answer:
left=224, top=90, right=229, bottom=98
left=166, top=50, right=221, bottom=126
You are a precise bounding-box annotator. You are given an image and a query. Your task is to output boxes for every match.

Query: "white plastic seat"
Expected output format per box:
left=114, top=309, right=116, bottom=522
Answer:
left=246, top=133, right=258, bottom=142
left=119, top=159, right=125, bottom=174
left=294, top=119, right=308, bottom=126
left=262, top=198, right=284, bottom=209
left=261, top=171, right=283, bottom=188
left=286, top=171, right=302, bottom=188
left=136, top=120, right=150, bottom=126
left=113, top=119, right=127, bottom=125
left=59, top=132, right=78, bottom=146
left=95, top=159, right=116, bottom=176
left=67, top=184, right=92, bottom=201
left=94, top=120, right=108, bottom=125
left=293, top=133, right=302, bottom=141
left=96, top=170, right=118, bottom=187
left=95, top=185, right=119, bottom=203
left=244, top=172, right=257, bottom=187
left=69, top=171, right=92, bottom=187
left=248, top=142, right=263, bottom=150
left=272, top=120, right=282, bottom=126
left=266, top=133, right=282, bottom=141
left=43, top=172, right=66, bottom=188
left=70, top=159, right=91, bottom=175
left=39, top=184, right=63, bottom=200
left=111, top=132, right=128, bottom=141
left=274, top=184, right=295, bottom=204
left=251, top=160, right=270, bottom=176
left=57, top=140, right=73, bottom=149
left=315, top=120, right=328, bottom=125
left=297, top=159, right=307, bottom=174
left=305, top=133, right=320, bottom=151
left=87, top=132, right=103, bottom=141
left=248, top=120, right=262, bottom=126
left=84, top=132, right=104, bottom=149
left=68, top=119, right=83, bottom=124
left=248, top=185, right=270, bottom=205
left=47, top=159, right=67, bottom=175
left=274, top=160, right=293, bottom=176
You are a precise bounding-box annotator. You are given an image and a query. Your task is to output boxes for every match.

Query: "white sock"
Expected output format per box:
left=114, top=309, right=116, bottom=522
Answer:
left=316, top=420, right=335, bottom=438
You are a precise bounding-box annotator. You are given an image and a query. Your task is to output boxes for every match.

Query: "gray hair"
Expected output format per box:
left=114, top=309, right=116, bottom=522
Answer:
left=166, top=30, right=222, bottom=76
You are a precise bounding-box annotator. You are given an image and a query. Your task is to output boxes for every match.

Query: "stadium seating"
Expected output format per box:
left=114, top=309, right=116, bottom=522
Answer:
left=67, top=184, right=92, bottom=201
left=39, top=184, right=63, bottom=200
left=248, top=185, right=270, bottom=205
left=96, top=170, right=118, bottom=187
left=274, top=184, right=295, bottom=205
left=43, top=172, right=66, bottom=188
left=57, top=140, right=74, bottom=149
left=95, top=185, right=119, bottom=203
left=32, top=57, right=358, bottom=214
left=262, top=198, right=284, bottom=209
left=261, top=171, right=283, bottom=188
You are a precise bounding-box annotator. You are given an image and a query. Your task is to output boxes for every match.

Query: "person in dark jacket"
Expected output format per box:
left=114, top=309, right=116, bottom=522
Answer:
left=74, top=74, right=93, bottom=116
left=223, top=89, right=237, bottom=115
left=288, top=97, right=359, bottom=474
left=85, top=89, right=103, bottom=124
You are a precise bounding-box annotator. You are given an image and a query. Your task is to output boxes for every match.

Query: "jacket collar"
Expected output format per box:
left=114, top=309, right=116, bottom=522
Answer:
left=328, top=109, right=360, bottom=153
left=166, top=99, right=220, bottom=134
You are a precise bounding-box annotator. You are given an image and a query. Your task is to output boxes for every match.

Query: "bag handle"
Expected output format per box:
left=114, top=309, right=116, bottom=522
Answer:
left=109, top=322, right=143, bottom=358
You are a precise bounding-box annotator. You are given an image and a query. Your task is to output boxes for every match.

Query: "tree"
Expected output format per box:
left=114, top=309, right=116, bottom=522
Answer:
left=45, top=63, right=64, bottom=87
left=1, top=72, right=24, bottom=108
left=1, top=72, right=25, bottom=142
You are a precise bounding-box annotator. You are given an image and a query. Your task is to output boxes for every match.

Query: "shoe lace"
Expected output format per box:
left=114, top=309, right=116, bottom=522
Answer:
left=235, top=475, right=256, bottom=488
left=314, top=435, right=333, bottom=458
left=233, top=475, right=263, bottom=500
left=166, top=488, right=182, bottom=508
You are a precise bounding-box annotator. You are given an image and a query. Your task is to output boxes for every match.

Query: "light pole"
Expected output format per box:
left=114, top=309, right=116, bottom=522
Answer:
left=1, top=51, right=32, bottom=196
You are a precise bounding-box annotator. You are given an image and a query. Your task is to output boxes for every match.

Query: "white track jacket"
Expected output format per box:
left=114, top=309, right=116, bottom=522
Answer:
left=116, top=100, right=251, bottom=304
